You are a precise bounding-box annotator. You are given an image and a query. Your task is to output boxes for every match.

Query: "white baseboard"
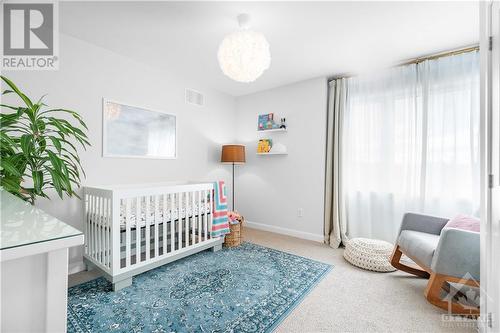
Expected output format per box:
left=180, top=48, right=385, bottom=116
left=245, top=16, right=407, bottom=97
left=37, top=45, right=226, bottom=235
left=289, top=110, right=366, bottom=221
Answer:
left=68, top=260, right=85, bottom=275
left=244, top=220, right=324, bottom=243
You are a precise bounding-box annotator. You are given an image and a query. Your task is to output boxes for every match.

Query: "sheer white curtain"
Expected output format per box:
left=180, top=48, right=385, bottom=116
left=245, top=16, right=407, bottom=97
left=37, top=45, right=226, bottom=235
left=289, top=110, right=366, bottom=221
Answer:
left=342, top=51, right=480, bottom=243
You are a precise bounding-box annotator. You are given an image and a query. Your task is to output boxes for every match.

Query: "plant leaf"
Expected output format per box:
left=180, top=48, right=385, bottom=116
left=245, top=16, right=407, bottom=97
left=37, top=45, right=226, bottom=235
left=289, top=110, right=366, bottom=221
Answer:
left=41, top=109, right=89, bottom=130
left=37, top=137, right=47, bottom=153
left=46, top=150, right=62, bottom=170
left=0, top=158, right=22, bottom=177
left=44, top=166, right=63, bottom=199
left=32, top=170, right=43, bottom=194
left=0, top=176, right=22, bottom=193
left=20, top=134, right=33, bottom=156
left=0, top=131, right=16, bottom=146
left=48, top=136, right=62, bottom=153
left=0, top=104, right=21, bottom=111
left=1, top=76, right=34, bottom=109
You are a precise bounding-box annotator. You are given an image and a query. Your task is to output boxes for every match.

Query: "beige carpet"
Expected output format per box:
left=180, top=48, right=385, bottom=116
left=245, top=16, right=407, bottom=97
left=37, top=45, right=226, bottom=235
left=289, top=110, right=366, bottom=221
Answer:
left=69, top=227, right=477, bottom=333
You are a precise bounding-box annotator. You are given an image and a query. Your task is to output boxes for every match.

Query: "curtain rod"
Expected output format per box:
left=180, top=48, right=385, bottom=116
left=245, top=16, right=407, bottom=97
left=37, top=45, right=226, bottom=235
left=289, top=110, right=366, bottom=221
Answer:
left=328, top=44, right=480, bottom=81
left=399, top=45, right=479, bottom=66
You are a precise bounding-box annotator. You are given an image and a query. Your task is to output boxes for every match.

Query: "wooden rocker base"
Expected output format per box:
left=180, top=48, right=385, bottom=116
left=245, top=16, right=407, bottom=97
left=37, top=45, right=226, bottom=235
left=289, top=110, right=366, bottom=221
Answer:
left=391, top=245, right=480, bottom=316
left=424, top=273, right=480, bottom=316
left=390, top=245, right=430, bottom=279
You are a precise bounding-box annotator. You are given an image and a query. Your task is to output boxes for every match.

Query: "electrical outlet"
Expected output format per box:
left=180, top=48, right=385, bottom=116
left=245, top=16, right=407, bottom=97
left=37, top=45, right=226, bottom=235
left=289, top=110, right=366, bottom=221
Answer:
left=297, top=208, right=303, bottom=217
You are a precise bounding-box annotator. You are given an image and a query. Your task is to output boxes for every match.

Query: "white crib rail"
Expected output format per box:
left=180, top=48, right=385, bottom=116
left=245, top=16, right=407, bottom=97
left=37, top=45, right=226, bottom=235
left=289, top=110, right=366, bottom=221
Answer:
left=84, top=188, right=113, bottom=273
left=84, top=183, right=215, bottom=277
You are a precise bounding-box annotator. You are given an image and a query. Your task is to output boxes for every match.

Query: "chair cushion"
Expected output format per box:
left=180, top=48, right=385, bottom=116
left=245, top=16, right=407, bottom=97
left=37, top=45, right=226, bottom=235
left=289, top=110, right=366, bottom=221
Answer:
left=444, top=214, right=480, bottom=232
left=398, top=230, right=440, bottom=268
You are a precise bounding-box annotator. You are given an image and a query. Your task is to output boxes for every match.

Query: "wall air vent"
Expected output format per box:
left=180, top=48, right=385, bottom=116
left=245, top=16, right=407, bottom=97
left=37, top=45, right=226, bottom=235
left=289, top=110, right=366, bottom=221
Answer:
left=185, top=88, right=204, bottom=107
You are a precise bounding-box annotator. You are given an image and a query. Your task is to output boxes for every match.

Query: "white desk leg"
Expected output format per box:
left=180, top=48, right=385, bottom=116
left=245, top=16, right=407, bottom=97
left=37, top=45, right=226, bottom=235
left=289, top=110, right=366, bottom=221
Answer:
left=45, top=248, right=69, bottom=333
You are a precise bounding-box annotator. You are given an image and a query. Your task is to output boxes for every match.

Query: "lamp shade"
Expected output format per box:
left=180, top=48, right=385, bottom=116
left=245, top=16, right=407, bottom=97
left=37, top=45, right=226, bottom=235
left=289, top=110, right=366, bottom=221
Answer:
left=221, top=145, right=246, bottom=164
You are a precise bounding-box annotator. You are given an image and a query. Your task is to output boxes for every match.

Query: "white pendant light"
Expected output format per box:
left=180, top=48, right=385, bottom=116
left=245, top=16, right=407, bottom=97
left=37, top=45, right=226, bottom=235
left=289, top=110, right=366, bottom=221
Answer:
left=217, top=14, right=271, bottom=83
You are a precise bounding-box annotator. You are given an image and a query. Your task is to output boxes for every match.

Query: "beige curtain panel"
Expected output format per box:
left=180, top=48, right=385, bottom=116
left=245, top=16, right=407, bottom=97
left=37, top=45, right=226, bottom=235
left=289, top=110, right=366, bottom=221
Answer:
left=324, top=78, right=348, bottom=248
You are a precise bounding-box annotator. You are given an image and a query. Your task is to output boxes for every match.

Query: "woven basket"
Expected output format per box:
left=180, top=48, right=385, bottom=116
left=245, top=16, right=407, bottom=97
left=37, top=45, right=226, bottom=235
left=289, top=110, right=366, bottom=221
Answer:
left=224, top=217, right=244, bottom=247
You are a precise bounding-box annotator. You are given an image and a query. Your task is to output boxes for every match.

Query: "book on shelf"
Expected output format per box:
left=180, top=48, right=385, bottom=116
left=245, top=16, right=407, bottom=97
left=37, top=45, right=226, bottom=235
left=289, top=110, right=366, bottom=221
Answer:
left=257, top=139, right=273, bottom=153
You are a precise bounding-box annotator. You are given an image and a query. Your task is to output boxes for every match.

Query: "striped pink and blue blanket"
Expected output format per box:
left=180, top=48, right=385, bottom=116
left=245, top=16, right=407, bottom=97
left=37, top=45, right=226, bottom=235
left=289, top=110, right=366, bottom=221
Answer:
left=212, top=181, right=230, bottom=238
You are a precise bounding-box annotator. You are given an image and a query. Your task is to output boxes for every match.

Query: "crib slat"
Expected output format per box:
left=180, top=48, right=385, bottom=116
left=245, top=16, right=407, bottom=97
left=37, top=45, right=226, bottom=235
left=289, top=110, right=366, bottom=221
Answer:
left=84, top=194, right=89, bottom=256
left=185, top=192, right=189, bottom=247
left=197, top=191, right=202, bottom=243
left=100, top=197, right=104, bottom=266
left=125, top=198, right=131, bottom=268
left=95, top=197, right=99, bottom=263
left=154, top=195, right=159, bottom=258
left=111, top=193, right=121, bottom=272
left=193, top=191, right=196, bottom=244
left=97, top=197, right=103, bottom=264
left=203, top=190, right=208, bottom=241
left=170, top=193, right=175, bottom=252
left=104, top=198, right=111, bottom=268
left=135, top=197, right=141, bottom=264
left=145, top=196, right=150, bottom=260
left=186, top=192, right=190, bottom=247
left=95, top=195, right=100, bottom=260
left=209, top=189, right=213, bottom=239
left=107, top=198, right=112, bottom=268
left=100, top=196, right=103, bottom=265
left=94, top=196, right=98, bottom=261
left=100, top=197, right=105, bottom=264
left=178, top=192, right=183, bottom=249
left=104, top=197, right=108, bottom=265
left=88, top=195, right=92, bottom=258
left=101, top=197, right=105, bottom=266
left=162, top=194, right=167, bottom=255
left=101, top=197, right=106, bottom=264
left=191, top=190, right=195, bottom=245
left=94, top=196, right=97, bottom=258
left=91, top=195, right=96, bottom=260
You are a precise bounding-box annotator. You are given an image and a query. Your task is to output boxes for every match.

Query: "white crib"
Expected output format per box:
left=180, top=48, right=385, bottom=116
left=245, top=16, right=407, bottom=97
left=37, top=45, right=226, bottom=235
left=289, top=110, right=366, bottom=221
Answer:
left=82, top=182, right=224, bottom=291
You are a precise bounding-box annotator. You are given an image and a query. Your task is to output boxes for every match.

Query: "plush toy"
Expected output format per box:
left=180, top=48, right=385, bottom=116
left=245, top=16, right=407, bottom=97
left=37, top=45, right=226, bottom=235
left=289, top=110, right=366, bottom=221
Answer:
left=228, top=211, right=242, bottom=225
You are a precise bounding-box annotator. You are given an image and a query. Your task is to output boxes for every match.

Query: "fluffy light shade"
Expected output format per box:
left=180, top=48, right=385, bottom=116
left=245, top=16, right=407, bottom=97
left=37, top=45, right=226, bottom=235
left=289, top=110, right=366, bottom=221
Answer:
left=217, top=30, right=271, bottom=83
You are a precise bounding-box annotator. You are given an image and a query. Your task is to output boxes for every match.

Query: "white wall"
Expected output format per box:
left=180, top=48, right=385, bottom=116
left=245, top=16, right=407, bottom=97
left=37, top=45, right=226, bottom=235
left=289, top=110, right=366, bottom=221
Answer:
left=235, top=78, right=328, bottom=241
left=2, top=33, right=329, bottom=270
left=2, top=34, right=236, bottom=271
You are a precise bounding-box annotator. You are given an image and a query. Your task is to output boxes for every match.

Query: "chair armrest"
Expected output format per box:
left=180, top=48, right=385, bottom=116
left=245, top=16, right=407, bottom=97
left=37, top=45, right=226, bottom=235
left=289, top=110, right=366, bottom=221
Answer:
left=398, top=213, right=448, bottom=236
left=431, top=228, right=480, bottom=281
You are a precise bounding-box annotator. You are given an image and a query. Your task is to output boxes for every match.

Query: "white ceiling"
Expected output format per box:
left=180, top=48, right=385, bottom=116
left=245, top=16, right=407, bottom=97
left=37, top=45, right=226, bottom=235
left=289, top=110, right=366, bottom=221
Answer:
left=60, top=1, right=479, bottom=96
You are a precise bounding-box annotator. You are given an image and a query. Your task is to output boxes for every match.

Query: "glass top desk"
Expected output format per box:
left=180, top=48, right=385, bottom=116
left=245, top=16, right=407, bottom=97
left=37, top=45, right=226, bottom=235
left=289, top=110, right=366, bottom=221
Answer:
left=1, top=190, right=83, bottom=253
left=0, top=189, right=84, bottom=332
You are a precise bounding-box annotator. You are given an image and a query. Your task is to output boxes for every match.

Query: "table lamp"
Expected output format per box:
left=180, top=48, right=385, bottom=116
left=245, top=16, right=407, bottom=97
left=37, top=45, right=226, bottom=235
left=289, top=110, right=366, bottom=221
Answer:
left=221, top=144, right=246, bottom=210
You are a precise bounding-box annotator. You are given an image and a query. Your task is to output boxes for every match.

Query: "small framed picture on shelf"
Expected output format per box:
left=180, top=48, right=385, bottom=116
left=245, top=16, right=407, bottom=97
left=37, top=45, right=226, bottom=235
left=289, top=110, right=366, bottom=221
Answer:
left=258, top=113, right=274, bottom=130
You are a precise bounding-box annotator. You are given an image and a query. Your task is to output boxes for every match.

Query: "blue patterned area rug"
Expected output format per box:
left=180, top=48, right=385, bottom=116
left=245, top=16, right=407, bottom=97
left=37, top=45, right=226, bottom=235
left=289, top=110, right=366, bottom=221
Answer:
left=68, top=242, right=332, bottom=333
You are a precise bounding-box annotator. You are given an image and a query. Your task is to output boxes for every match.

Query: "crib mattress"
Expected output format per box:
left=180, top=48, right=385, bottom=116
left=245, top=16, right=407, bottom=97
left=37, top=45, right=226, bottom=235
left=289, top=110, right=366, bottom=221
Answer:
left=89, top=202, right=211, bottom=230
left=120, top=203, right=211, bottom=229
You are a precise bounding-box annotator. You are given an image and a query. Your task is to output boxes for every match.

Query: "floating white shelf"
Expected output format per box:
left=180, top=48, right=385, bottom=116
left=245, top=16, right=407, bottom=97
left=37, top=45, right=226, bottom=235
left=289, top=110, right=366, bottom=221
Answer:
left=257, top=128, right=287, bottom=133
left=257, top=152, right=288, bottom=155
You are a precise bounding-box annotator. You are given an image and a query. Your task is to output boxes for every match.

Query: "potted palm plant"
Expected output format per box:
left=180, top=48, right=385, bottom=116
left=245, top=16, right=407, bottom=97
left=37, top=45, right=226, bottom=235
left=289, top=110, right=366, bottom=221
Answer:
left=0, top=76, right=90, bottom=204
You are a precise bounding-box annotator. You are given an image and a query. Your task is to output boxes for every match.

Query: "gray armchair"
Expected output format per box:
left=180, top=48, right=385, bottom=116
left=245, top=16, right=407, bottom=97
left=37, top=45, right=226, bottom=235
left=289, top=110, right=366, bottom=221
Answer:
left=390, top=213, right=480, bottom=315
